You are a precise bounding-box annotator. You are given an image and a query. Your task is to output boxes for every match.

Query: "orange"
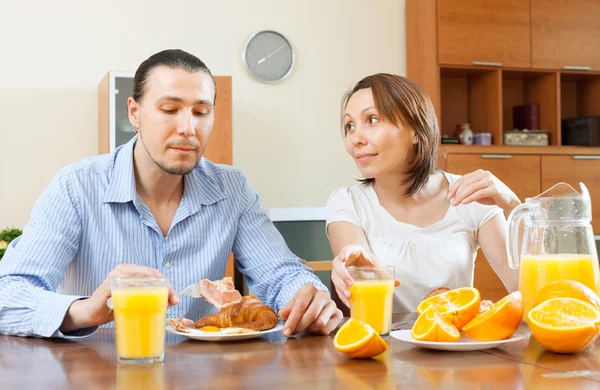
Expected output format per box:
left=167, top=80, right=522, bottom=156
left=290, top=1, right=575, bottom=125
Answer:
left=333, top=318, right=388, bottom=358
left=462, top=291, right=524, bottom=341
left=532, top=280, right=600, bottom=311
left=528, top=297, right=600, bottom=354
left=417, top=287, right=481, bottom=331
left=412, top=306, right=460, bottom=342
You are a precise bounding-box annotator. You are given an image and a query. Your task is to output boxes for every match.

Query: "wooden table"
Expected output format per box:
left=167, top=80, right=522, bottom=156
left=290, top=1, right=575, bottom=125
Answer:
left=2, top=314, right=600, bottom=389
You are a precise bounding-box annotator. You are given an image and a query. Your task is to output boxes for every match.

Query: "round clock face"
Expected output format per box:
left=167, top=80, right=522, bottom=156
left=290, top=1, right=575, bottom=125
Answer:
left=243, top=30, right=294, bottom=83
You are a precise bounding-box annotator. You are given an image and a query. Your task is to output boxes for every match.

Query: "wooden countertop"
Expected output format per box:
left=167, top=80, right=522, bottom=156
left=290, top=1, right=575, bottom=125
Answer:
left=1, top=314, right=600, bottom=389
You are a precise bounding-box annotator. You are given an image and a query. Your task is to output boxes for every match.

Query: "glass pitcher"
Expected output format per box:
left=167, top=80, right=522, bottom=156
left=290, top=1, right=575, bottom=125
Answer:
left=507, top=182, right=600, bottom=319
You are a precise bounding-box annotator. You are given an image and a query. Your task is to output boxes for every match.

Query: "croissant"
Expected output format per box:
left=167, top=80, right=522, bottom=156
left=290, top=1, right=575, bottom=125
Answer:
left=194, top=296, right=278, bottom=331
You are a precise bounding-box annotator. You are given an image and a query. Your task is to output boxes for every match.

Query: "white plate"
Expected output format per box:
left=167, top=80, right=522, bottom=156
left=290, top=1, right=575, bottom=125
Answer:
left=166, top=323, right=284, bottom=342
left=389, top=329, right=528, bottom=351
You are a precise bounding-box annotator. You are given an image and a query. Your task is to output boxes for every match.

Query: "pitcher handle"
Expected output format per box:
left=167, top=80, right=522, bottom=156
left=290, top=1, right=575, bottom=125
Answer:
left=506, top=203, right=537, bottom=270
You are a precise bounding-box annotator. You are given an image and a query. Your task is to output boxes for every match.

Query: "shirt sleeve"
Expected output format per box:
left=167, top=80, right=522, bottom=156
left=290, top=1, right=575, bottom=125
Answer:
left=231, top=174, right=327, bottom=312
left=325, top=187, right=362, bottom=228
left=476, top=204, right=504, bottom=232
left=0, top=171, right=98, bottom=338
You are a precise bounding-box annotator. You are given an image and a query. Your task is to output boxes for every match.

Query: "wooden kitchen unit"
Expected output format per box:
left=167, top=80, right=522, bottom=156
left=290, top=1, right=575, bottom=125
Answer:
left=408, top=0, right=600, bottom=301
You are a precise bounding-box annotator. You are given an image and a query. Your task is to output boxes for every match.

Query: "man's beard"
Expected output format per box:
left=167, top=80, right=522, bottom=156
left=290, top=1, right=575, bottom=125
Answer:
left=139, top=131, right=197, bottom=176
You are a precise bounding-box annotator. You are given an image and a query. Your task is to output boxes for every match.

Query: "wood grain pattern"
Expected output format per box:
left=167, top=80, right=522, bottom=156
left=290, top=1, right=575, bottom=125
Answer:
left=440, top=68, right=502, bottom=144
left=446, top=154, right=542, bottom=301
left=2, top=326, right=600, bottom=388
left=406, top=0, right=441, bottom=120
left=541, top=155, right=600, bottom=233
left=437, top=0, right=531, bottom=68
left=531, top=0, right=600, bottom=70
left=502, top=71, right=561, bottom=145
left=439, top=145, right=600, bottom=155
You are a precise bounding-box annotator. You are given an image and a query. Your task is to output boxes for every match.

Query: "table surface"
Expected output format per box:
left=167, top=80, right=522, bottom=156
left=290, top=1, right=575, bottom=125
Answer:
left=2, top=314, right=600, bottom=389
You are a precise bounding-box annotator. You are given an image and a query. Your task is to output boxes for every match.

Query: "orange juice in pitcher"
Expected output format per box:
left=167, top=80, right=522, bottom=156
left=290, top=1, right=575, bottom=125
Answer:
left=507, top=182, right=600, bottom=320
left=518, top=254, right=600, bottom=316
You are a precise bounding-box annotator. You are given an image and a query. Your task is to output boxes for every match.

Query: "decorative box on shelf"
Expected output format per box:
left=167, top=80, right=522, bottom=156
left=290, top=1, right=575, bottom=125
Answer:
left=503, top=129, right=549, bottom=146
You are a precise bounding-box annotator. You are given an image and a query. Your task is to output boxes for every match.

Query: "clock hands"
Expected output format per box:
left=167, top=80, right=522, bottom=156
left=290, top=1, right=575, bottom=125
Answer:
left=257, top=45, right=285, bottom=65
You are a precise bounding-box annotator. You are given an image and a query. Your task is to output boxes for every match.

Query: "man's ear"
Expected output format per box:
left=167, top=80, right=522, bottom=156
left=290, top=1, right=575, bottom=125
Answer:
left=127, top=97, right=140, bottom=132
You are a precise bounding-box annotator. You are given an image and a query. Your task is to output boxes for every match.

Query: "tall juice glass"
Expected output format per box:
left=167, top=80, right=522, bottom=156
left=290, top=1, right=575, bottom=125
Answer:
left=348, top=266, right=395, bottom=336
left=111, top=277, right=169, bottom=364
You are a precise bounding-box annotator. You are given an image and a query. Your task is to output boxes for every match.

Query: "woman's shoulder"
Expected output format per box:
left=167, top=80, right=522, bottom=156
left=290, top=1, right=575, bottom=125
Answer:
left=440, top=171, right=462, bottom=185
left=327, top=182, right=372, bottom=203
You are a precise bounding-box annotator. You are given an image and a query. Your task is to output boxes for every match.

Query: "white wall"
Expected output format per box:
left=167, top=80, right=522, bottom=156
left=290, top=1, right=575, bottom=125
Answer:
left=0, top=0, right=406, bottom=228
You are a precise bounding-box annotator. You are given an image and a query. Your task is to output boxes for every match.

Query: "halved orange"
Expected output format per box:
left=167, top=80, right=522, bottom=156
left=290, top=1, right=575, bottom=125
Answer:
left=417, top=287, right=481, bottom=331
left=532, top=280, right=600, bottom=311
left=334, top=318, right=388, bottom=358
left=462, top=291, right=524, bottom=341
left=412, top=306, right=460, bottom=342
left=528, top=297, right=600, bottom=354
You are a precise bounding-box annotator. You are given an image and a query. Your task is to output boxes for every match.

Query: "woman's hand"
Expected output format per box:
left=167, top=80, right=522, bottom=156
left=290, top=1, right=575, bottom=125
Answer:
left=447, top=169, right=520, bottom=212
left=331, top=244, right=400, bottom=307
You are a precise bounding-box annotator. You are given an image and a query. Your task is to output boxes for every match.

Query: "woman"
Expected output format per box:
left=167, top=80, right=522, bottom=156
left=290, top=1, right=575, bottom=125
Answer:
left=327, top=74, right=519, bottom=313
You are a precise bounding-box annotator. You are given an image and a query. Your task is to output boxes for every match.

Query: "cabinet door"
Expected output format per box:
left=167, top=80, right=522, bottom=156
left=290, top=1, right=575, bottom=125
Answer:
left=531, top=0, right=600, bottom=70
left=446, top=154, right=541, bottom=201
left=446, top=154, right=541, bottom=301
left=542, top=155, right=600, bottom=233
left=437, top=0, right=531, bottom=68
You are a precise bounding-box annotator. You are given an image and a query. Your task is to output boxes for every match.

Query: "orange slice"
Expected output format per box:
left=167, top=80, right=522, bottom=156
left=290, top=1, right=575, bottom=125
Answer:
left=412, top=306, right=460, bottom=342
left=334, top=318, right=388, bottom=358
left=532, top=280, right=600, bottom=311
left=528, top=297, right=600, bottom=353
left=462, top=291, right=524, bottom=341
left=417, top=287, right=481, bottom=331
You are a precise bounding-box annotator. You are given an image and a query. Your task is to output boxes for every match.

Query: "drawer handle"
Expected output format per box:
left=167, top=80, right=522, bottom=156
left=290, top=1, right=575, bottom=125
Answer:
left=473, top=61, right=503, bottom=67
left=481, top=154, right=512, bottom=159
left=573, top=155, right=600, bottom=160
left=563, top=65, right=591, bottom=71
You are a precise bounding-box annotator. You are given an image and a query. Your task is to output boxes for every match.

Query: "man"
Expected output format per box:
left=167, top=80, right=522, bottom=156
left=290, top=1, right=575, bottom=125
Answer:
left=0, top=49, right=342, bottom=338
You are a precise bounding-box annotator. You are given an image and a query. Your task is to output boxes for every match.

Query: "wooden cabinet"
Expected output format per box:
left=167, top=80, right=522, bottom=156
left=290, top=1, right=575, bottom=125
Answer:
left=446, top=154, right=542, bottom=201
left=437, top=0, right=531, bottom=68
left=446, top=153, right=541, bottom=302
left=531, top=0, right=600, bottom=71
left=541, top=155, right=600, bottom=233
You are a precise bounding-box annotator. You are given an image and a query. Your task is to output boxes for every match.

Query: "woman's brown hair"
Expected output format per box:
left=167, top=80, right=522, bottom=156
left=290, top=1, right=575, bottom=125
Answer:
left=341, top=73, right=439, bottom=196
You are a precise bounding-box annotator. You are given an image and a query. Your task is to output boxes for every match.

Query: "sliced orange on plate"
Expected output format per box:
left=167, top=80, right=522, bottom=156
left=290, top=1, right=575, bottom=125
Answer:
left=462, top=291, right=524, bottom=341
left=334, top=318, right=388, bottom=358
left=532, top=280, right=600, bottom=311
left=417, top=287, right=481, bottom=331
left=528, top=297, right=600, bottom=353
left=412, top=306, right=460, bottom=342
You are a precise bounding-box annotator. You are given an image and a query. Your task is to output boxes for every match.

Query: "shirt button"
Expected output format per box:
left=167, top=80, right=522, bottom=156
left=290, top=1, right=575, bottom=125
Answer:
left=165, top=262, right=172, bottom=269
left=167, top=309, right=172, bottom=315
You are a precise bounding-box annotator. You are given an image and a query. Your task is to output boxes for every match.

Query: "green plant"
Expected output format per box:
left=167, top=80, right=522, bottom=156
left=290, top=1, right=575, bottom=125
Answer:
left=0, top=228, right=22, bottom=261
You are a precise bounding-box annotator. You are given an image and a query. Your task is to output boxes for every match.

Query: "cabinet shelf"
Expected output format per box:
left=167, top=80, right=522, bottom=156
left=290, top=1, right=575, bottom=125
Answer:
left=502, top=70, right=560, bottom=145
left=440, top=67, right=502, bottom=144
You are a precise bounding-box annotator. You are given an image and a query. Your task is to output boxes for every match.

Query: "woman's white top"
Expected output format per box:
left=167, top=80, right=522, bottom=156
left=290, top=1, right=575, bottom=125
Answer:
left=326, top=172, right=502, bottom=313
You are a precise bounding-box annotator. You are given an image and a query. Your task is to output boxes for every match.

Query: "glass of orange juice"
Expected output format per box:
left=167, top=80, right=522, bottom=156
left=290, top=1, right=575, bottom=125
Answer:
left=348, top=266, right=395, bottom=336
left=111, top=277, right=169, bottom=364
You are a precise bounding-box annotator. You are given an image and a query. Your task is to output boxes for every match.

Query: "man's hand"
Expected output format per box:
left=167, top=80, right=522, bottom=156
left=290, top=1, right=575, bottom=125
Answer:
left=60, top=264, right=179, bottom=333
left=278, top=284, right=343, bottom=337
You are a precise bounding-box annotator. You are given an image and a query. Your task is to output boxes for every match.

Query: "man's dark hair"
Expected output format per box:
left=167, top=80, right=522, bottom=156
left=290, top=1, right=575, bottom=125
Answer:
left=132, top=49, right=216, bottom=102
